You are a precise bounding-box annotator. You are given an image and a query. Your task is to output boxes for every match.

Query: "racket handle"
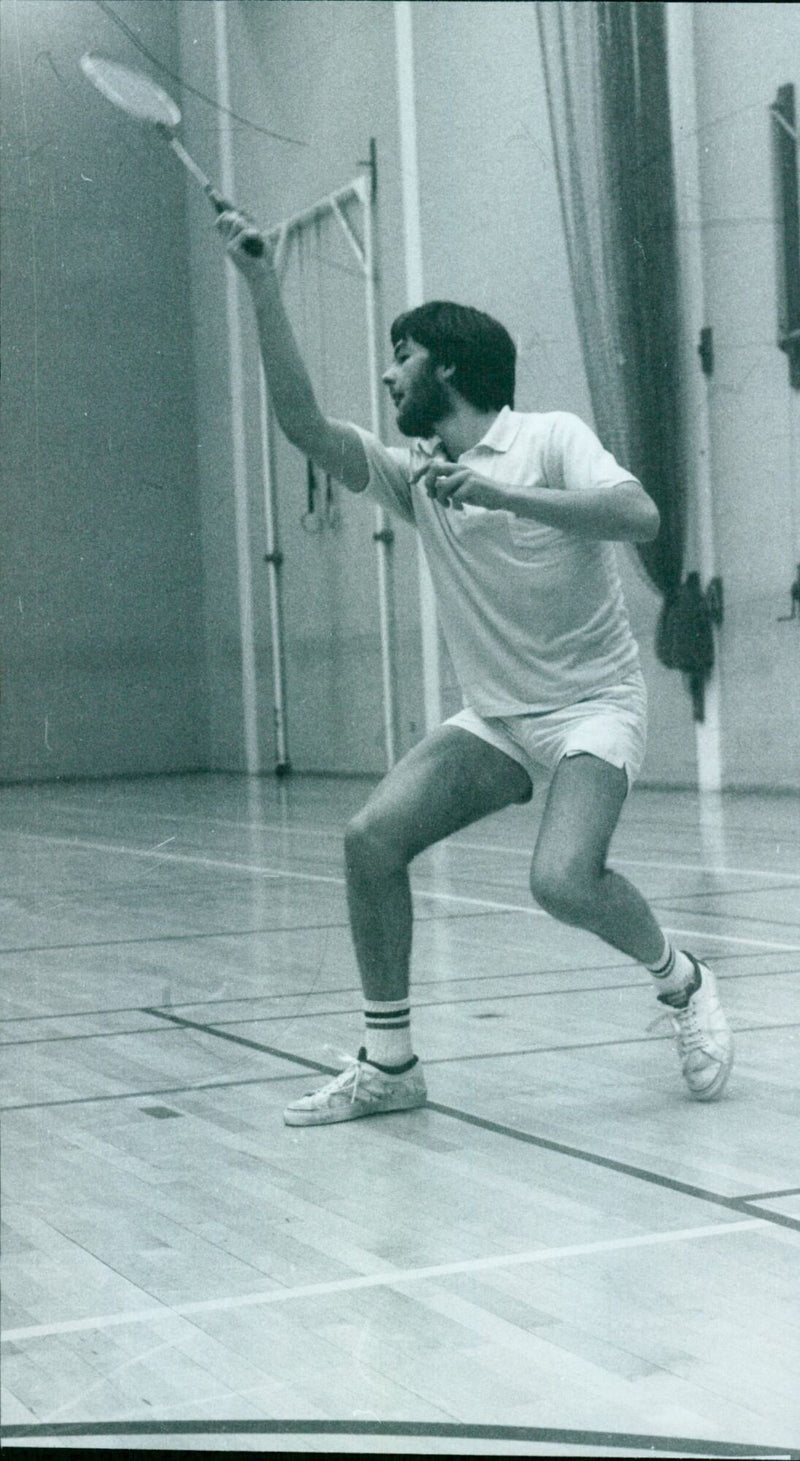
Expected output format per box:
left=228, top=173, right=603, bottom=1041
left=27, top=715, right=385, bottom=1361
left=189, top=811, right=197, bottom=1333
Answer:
left=207, top=187, right=265, bottom=257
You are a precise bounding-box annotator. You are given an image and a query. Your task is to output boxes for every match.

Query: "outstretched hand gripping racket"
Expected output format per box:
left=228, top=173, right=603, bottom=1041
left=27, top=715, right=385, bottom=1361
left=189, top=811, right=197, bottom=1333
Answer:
left=80, top=53, right=264, bottom=255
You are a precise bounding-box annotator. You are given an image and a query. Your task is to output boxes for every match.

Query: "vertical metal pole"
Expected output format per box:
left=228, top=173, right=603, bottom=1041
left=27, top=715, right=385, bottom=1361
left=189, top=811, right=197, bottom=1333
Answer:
left=257, top=365, right=290, bottom=773
left=394, top=0, right=442, bottom=732
left=361, top=176, right=399, bottom=768
left=213, top=0, right=260, bottom=773
left=257, top=182, right=394, bottom=776
left=666, top=2, right=722, bottom=792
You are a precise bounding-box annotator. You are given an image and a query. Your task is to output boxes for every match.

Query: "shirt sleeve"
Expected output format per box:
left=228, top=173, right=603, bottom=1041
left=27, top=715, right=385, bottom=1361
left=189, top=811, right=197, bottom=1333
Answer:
left=347, top=423, right=416, bottom=526
left=545, top=412, right=639, bottom=493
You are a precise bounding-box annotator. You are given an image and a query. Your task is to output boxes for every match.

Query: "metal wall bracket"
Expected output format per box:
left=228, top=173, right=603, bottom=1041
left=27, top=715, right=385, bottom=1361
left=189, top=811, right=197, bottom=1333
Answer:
left=358, top=137, right=378, bottom=201
left=705, top=576, right=724, bottom=625
left=698, top=326, right=714, bottom=377
left=778, top=564, right=800, bottom=620
left=770, top=85, right=800, bottom=389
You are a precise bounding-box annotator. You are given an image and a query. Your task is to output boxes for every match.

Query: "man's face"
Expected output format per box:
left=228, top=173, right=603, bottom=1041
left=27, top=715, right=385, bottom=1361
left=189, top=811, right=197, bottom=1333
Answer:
left=382, top=337, right=451, bottom=438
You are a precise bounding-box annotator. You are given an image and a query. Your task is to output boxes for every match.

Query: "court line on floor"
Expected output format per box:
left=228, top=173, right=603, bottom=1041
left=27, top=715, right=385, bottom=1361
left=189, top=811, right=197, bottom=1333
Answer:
left=0, top=976, right=680, bottom=1045
left=654, top=887, right=800, bottom=910
left=1, top=1419, right=795, bottom=1458
left=426, top=1102, right=800, bottom=1235
left=144, top=1005, right=800, bottom=1070
left=451, top=839, right=800, bottom=884
left=0, top=905, right=489, bottom=959
left=3, top=831, right=349, bottom=886
left=656, top=904, right=800, bottom=932
left=646, top=883, right=800, bottom=901
left=427, top=1019, right=800, bottom=1065
left=737, top=1186, right=800, bottom=1202
left=16, top=799, right=797, bottom=881
left=136, top=1011, right=800, bottom=1237
left=11, top=818, right=799, bottom=887
left=0, top=1070, right=305, bottom=1114
left=0, top=956, right=640, bottom=1022
left=20, top=785, right=793, bottom=842
left=5, top=831, right=550, bottom=919
left=8, top=992, right=797, bottom=1052
left=5, top=832, right=800, bottom=952
left=3, top=905, right=796, bottom=958
left=414, top=895, right=800, bottom=949
left=3, top=982, right=649, bottom=1046
left=1, top=948, right=790, bottom=1032
left=0, top=957, right=638, bottom=1024
left=2, top=1011, right=796, bottom=1109
left=1, top=1024, right=196, bottom=1047
left=0, top=1217, right=768, bottom=1345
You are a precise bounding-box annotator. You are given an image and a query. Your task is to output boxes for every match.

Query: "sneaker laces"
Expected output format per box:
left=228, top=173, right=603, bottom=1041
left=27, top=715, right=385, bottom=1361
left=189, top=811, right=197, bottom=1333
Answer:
left=647, top=1009, right=671, bottom=1034
left=321, top=1047, right=368, bottom=1105
left=647, top=1003, right=707, bottom=1051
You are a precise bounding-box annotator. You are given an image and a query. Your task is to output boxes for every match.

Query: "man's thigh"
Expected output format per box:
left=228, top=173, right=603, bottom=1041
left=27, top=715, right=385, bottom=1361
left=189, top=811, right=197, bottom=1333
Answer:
left=353, top=724, right=532, bottom=863
left=532, top=751, right=628, bottom=882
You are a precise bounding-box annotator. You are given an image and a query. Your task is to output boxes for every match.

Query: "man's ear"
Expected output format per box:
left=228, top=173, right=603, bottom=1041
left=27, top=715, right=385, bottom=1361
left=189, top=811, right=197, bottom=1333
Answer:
left=435, top=360, right=457, bottom=386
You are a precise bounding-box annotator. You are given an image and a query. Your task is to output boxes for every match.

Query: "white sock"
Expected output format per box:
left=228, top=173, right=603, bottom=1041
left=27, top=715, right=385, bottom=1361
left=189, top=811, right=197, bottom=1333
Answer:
left=647, top=937, right=696, bottom=998
left=363, top=997, right=414, bottom=1068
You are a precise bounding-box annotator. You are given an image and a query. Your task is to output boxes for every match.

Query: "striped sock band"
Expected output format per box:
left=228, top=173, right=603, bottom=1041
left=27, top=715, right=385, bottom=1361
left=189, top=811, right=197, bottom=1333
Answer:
left=364, top=998, right=414, bottom=1069
left=647, top=937, right=695, bottom=996
left=648, top=938, right=676, bottom=978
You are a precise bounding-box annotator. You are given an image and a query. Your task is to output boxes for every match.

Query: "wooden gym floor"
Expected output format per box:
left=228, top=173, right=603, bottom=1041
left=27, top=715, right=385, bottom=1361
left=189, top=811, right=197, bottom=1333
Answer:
left=0, top=771, right=798, bottom=1456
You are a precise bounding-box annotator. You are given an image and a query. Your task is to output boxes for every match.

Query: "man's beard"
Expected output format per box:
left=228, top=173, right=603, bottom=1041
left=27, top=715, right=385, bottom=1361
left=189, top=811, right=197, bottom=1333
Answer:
left=395, top=367, right=451, bottom=438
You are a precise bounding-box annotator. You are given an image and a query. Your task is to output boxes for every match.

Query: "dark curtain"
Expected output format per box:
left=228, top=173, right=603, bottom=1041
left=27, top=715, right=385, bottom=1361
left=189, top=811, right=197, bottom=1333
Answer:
left=536, top=1, right=685, bottom=598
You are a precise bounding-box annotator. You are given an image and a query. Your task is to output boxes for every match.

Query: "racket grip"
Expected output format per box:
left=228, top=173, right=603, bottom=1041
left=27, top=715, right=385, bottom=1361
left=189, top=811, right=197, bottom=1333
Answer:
left=207, top=188, right=265, bottom=257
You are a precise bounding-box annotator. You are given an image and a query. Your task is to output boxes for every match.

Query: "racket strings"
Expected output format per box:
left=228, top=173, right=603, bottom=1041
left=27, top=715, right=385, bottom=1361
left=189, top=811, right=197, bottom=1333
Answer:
left=93, top=0, right=307, bottom=148
left=81, top=55, right=180, bottom=127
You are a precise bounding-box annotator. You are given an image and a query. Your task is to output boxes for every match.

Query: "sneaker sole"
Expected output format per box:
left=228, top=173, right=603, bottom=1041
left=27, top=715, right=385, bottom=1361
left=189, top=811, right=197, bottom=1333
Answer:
left=283, top=1092, right=427, bottom=1127
left=679, top=956, right=734, bottom=1102
left=685, top=1049, right=734, bottom=1102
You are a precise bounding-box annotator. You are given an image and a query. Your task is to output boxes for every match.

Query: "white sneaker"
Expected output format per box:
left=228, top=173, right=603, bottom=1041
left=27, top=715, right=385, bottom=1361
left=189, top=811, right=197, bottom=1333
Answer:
left=283, top=1048, right=427, bottom=1126
left=658, top=955, right=734, bottom=1101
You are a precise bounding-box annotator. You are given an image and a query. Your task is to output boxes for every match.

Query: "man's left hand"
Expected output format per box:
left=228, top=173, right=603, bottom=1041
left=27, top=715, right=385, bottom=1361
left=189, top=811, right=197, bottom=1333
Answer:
left=411, top=460, right=506, bottom=512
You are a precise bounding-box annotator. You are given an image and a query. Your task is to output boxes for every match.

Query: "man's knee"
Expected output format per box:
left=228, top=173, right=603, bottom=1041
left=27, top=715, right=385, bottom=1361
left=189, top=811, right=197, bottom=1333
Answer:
left=344, top=807, right=410, bottom=878
left=530, top=853, right=601, bottom=925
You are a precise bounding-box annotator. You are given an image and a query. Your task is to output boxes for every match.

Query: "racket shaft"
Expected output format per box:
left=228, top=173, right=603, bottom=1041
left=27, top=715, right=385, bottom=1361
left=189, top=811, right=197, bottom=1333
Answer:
left=169, top=137, right=212, bottom=190
left=169, top=141, right=264, bottom=257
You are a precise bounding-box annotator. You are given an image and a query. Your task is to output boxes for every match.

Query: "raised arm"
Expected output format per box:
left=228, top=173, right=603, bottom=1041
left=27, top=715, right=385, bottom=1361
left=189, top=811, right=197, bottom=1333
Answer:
left=215, top=211, right=369, bottom=494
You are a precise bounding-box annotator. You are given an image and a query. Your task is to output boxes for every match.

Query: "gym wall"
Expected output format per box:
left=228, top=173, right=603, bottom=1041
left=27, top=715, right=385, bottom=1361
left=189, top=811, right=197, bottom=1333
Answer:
left=408, top=0, right=700, bottom=785
left=179, top=0, right=699, bottom=783
left=3, top=1, right=797, bottom=791
left=183, top=0, right=797, bottom=789
left=179, top=0, right=422, bottom=777
left=1, top=0, right=208, bottom=782
left=693, top=1, right=800, bottom=789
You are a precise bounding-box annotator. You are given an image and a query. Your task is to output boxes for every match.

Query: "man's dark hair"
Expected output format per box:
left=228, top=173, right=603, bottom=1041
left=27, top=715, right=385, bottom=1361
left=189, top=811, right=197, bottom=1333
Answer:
left=390, top=301, right=516, bottom=412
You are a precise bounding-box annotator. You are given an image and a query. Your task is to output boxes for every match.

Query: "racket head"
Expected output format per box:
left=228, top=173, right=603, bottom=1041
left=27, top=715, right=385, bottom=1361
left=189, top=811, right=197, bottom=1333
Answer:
left=80, top=53, right=181, bottom=129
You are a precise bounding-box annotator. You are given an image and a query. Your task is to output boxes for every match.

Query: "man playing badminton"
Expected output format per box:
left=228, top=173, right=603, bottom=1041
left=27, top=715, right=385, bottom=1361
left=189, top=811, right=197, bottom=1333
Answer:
left=216, top=210, right=733, bottom=1125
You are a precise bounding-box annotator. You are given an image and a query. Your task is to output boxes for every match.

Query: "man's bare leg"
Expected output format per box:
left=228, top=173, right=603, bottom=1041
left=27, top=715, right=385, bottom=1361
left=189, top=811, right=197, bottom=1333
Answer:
left=529, top=753, right=733, bottom=1100
left=283, top=725, right=532, bottom=1124
left=529, top=752, right=663, bottom=961
left=344, top=724, right=532, bottom=1002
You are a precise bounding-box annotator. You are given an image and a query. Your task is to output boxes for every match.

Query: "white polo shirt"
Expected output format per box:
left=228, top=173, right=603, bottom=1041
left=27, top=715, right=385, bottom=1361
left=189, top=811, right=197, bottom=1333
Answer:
left=352, top=407, right=641, bottom=715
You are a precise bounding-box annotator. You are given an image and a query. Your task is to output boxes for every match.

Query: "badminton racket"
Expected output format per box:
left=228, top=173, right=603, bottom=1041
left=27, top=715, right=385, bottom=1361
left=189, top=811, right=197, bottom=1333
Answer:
left=80, top=53, right=264, bottom=255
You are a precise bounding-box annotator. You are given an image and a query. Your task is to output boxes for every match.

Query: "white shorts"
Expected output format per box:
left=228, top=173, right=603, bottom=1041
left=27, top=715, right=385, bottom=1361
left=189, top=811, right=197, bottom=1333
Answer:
left=445, top=671, right=648, bottom=793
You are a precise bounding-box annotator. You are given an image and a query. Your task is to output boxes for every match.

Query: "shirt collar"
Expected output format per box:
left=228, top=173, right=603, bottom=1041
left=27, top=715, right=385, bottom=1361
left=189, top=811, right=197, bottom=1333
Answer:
left=471, top=406, right=522, bottom=454
left=416, top=406, right=522, bottom=459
